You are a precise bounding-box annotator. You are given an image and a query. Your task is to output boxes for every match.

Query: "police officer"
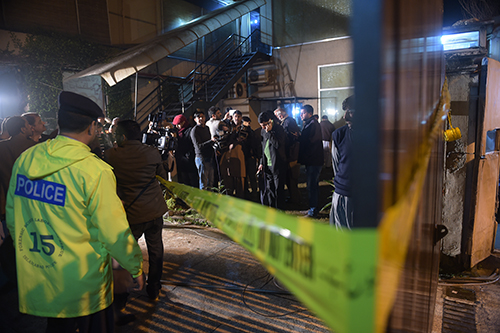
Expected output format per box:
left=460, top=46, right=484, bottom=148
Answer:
left=6, top=91, right=144, bottom=332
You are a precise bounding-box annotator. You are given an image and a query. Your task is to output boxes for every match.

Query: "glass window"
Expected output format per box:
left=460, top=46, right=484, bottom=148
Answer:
left=441, top=31, right=479, bottom=51
left=319, top=63, right=354, bottom=122
left=486, top=129, right=499, bottom=153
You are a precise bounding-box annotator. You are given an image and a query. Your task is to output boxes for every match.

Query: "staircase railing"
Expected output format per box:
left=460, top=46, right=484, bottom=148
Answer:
left=120, top=77, right=181, bottom=129
left=179, top=30, right=261, bottom=104
left=124, top=29, right=267, bottom=129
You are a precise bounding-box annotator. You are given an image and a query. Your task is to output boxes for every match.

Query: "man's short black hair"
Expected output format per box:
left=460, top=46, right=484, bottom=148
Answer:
left=5, top=116, right=27, bottom=136
left=22, top=112, right=40, bottom=126
left=242, top=116, right=251, bottom=123
left=116, top=120, right=142, bottom=141
left=302, top=104, right=314, bottom=114
left=233, top=110, right=242, bottom=116
left=342, top=95, right=355, bottom=111
left=58, top=110, right=94, bottom=133
left=258, top=111, right=272, bottom=123
left=194, top=111, right=205, bottom=118
left=321, top=115, right=329, bottom=120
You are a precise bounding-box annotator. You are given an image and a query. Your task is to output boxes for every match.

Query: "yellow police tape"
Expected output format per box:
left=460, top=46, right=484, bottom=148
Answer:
left=157, top=176, right=377, bottom=333
left=156, top=80, right=449, bottom=333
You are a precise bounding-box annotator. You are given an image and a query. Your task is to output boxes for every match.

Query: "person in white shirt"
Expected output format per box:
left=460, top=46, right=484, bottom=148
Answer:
left=206, top=106, right=222, bottom=138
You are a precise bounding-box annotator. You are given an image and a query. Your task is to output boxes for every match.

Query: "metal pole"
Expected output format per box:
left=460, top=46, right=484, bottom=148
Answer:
left=351, top=0, right=382, bottom=228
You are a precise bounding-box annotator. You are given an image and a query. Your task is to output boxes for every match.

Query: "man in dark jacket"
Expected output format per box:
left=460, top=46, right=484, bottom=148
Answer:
left=330, top=96, right=354, bottom=229
left=274, top=107, right=301, bottom=204
left=105, top=120, right=168, bottom=300
left=298, top=105, right=323, bottom=218
left=257, top=111, right=287, bottom=209
left=242, top=116, right=259, bottom=200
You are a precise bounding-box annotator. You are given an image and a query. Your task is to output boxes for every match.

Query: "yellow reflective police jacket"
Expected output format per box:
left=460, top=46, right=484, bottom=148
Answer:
left=6, top=135, right=143, bottom=318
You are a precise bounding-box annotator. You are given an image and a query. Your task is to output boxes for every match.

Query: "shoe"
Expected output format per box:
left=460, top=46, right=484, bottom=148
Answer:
left=115, top=313, right=136, bottom=326
left=146, top=285, right=161, bottom=301
left=302, top=209, right=317, bottom=218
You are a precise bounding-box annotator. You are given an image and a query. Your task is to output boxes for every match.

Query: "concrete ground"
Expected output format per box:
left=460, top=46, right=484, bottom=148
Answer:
left=118, top=225, right=331, bottom=333
left=125, top=226, right=500, bottom=333
left=432, top=254, right=500, bottom=333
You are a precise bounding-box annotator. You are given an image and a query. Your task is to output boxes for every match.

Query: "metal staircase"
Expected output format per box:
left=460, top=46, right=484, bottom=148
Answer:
left=125, top=30, right=270, bottom=130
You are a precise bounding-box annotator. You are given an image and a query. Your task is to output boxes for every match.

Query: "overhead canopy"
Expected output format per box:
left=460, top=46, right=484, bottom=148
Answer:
left=64, top=0, right=266, bottom=86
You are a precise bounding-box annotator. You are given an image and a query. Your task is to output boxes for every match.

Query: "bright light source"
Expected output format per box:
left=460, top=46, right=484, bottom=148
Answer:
left=326, top=108, right=337, bottom=115
left=441, top=31, right=479, bottom=51
left=254, top=20, right=258, bottom=24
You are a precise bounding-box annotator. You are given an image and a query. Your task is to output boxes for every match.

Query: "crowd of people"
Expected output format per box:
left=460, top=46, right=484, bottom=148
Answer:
left=0, top=91, right=354, bottom=332
left=140, top=104, right=339, bottom=219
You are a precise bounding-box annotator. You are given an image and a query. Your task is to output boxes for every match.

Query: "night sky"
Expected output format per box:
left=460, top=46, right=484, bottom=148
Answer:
left=443, top=0, right=464, bottom=26
left=443, top=0, right=500, bottom=27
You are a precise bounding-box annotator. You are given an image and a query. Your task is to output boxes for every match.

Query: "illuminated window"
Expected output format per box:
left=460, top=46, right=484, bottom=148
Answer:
left=318, top=62, right=354, bottom=122
left=441, top=31, right=479, bottom=51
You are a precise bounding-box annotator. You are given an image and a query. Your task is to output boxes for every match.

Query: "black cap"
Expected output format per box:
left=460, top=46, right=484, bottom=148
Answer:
left=58, top=91, right=104, bottom=119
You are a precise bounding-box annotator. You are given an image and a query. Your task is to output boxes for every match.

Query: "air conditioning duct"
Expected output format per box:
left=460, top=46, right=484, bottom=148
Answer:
left=234, top=82, right=246, bottom=98
left=248, top=69, right=270, bottom=84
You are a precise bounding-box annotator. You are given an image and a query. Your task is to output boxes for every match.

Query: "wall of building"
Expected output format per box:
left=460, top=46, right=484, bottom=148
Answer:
left=271, top=37, right=352, bottom=115
left=442, top=73, right=474, bottom=259
left=0, top=0, right=111, bottom=44
left=272, top=0, right=351, bottom=47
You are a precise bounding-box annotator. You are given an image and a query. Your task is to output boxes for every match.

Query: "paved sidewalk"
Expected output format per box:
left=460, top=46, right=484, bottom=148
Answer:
left=119, top=225, right=331, bottom=332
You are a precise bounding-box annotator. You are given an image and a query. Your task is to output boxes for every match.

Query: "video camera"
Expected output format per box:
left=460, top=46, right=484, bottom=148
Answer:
left=213, top=130, right=231, bottom=153
left=212, top=123, right=250, bottom=153
left=142, top=112, right=178, bottom=151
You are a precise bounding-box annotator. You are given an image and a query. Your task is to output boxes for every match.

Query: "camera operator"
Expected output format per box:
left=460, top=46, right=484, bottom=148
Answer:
left=172, top=114, right=198, bottom=187
left=144, top=113, right=178, bottom=181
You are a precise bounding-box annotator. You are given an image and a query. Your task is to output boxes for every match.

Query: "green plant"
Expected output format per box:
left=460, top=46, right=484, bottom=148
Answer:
left=320, top=179, right=335, bottom=212
left=209, top=180, right=227, bottom=195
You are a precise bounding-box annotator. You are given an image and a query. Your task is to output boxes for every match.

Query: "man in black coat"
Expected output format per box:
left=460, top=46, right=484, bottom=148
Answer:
left=257, top=111, right=286, bottom=209
left=298, top=104, right=323, bottom=218
left=274, top=107, right=301, bottom=204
